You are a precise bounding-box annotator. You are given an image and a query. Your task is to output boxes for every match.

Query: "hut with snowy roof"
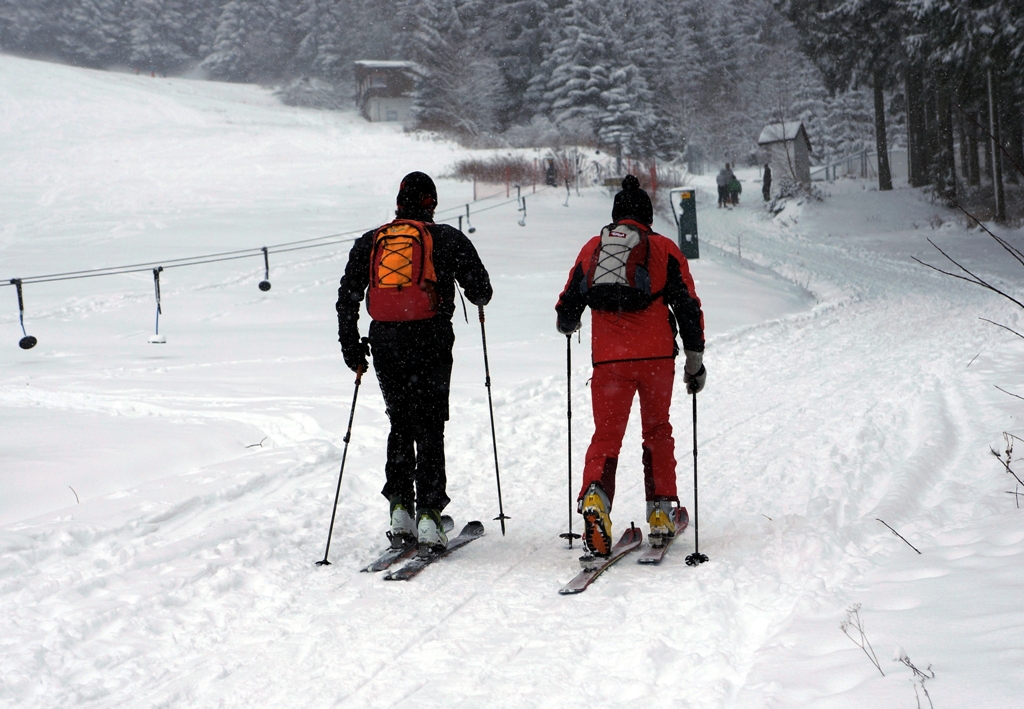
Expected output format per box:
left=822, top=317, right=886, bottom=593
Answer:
left=758, top=121, right=812, bottom=185
left=354, top=60, right=418, bottom=123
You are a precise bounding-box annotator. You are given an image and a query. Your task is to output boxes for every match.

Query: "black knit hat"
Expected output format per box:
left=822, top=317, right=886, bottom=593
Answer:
left=611, top=175, right=653, bottom=225
left=397, top=171, right=438, bottom=214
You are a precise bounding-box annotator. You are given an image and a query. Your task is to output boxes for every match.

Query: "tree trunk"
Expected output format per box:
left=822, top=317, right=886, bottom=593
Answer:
left=967, top=112, right=981, bottom=186
left=957, top=111, right=968, bottom=185
left=1005, top=96, right=1022, bottom=184
left=905, top=66, right=929, bottom=187
left=982, top=107, right=992, bottom=180
left=873, top=71, right=893, bottom=191
left=988, top=69, right=1006, bottom=222
left=925, top=94, right=939, bottom=163
left=934, top=89, right=956, bottom=204
left=905, top=69, right=915, bottom=185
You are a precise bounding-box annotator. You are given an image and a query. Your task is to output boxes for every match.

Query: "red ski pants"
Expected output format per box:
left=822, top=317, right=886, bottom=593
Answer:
left=580, top=358, right=678, bottom=506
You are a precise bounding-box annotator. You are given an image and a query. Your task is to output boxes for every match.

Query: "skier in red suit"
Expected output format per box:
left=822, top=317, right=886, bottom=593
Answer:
left=555, top=175, right=706, bottom=562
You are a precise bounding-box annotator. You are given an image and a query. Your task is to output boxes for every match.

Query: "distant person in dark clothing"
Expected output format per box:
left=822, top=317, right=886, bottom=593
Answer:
left=716, top=164, right=734, bottom=208
left=762, top=164, right=772, bottom=202
left=545, top=159, right=558, bottom=187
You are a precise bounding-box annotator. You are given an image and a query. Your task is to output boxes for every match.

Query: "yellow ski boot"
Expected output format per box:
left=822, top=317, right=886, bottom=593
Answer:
left=647, top=500, right=677, bottom=547
left=581, top=484, right=613, bottom=559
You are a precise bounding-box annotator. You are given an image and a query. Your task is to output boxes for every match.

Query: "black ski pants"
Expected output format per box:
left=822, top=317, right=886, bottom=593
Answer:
left=369, top=319, right=455, bottom=513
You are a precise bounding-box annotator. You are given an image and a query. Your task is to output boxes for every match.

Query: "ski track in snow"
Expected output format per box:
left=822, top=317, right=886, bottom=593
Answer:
left=2, top=56, right=1024, bottom=708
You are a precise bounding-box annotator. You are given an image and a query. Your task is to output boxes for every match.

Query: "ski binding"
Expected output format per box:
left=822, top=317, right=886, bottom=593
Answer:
left=559, top=524, right=644, bottom=595
left=383, top=520, right=485, bottom=581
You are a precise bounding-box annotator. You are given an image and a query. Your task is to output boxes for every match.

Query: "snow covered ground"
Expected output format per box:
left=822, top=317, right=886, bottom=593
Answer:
left=2, top=55, right=1023, bottom=708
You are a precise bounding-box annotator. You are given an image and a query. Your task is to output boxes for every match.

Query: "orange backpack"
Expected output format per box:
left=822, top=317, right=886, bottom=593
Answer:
left=367, top=220, right=439, bottom=321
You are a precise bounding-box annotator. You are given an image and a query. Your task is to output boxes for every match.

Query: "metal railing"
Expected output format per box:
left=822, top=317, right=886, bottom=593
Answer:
left=810, top=148, right=908, bottom=182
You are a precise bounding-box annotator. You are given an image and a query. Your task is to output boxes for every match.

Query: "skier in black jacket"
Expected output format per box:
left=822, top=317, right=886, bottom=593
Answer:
left=336, top=172, right=492, bottom=552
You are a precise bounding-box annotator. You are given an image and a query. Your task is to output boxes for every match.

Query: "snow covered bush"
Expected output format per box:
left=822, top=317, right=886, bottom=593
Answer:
left=767, top=178, right=827, bottom=215
left=276, top=77, right=347, bottom=110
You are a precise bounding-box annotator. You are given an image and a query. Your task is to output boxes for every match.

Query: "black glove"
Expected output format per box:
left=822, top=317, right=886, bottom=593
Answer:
left=557, top=317, right=581, bottom=335
left=342, top=339, right=370, bottom=373
left=685, top=364, right=706, bottom=394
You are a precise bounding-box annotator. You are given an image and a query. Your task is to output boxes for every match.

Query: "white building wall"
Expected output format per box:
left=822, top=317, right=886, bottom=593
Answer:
left=367, top=98, right=413, bottom=123
left=768, top=141, right=811, bottom=185
left=794, top=139, right=810, bottom=185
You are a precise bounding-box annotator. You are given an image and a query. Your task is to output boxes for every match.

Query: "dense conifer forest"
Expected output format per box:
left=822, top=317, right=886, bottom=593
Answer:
left=2, top=0, right=1022, bottom=208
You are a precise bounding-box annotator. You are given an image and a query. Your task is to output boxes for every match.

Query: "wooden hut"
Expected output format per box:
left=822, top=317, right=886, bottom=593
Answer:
left=758, top=122, right=812, bottom=185
left=354, top=60, right=418, bottom=123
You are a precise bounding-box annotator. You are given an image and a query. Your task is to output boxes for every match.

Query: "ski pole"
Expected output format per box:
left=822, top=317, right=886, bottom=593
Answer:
left=316, top=342, right=368, bottom=566
left=686, top=391, right=709, bottom=566
left=478, top=305, right=510, bottom=535
left=559, top=334, right=580, bottom=547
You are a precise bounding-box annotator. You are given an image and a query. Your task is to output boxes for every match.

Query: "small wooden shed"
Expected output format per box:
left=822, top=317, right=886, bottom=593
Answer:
left=354, top=60, right=418, bottom=123
left=758, top=121, right=812, bottom=185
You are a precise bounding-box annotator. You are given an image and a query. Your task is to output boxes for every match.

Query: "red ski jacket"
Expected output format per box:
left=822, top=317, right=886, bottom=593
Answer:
left=556, top=220, right=704, bottom=365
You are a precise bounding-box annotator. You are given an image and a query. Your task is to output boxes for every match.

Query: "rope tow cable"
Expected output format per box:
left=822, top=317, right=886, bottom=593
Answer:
left=2, top=186, right=556, bottom=348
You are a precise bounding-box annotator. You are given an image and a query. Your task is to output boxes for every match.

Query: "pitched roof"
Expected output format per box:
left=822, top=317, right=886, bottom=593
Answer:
left=758, top=122, right=809, bottom=147
left=353, top=60, right=418, bottom=70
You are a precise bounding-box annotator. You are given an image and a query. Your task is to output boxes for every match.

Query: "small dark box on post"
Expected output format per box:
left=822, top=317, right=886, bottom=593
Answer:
left=670, top=188, right=699, bottom=260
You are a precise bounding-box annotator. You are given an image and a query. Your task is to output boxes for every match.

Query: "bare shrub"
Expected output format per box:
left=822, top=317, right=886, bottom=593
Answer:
left=448, top=156, right=540, bottom=185
left=840, top=604, right=884, bottom=676
left=893, top=646, right=936, bottom=709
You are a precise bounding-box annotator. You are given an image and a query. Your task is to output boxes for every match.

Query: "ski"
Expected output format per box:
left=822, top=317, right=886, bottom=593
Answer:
left=383, top=520, right=485, bottom=581
left=558, top=524, right=644, bottom=595
left=361, top=515, right=454, bottom=573
left=637, top=507, right=689, bottom=565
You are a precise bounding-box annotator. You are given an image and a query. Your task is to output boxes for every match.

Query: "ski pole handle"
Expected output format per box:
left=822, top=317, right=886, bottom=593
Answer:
left=354, top=337, right=369, bottom=384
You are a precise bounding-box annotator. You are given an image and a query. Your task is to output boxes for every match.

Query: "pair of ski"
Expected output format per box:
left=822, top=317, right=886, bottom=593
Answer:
left=559, top=507, right=689, bottom=595
left=361, top=516, right=485, bottom=581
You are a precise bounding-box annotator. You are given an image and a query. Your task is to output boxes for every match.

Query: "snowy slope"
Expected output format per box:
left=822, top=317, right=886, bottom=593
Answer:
left=2, top=55, right=1023, bottom=709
